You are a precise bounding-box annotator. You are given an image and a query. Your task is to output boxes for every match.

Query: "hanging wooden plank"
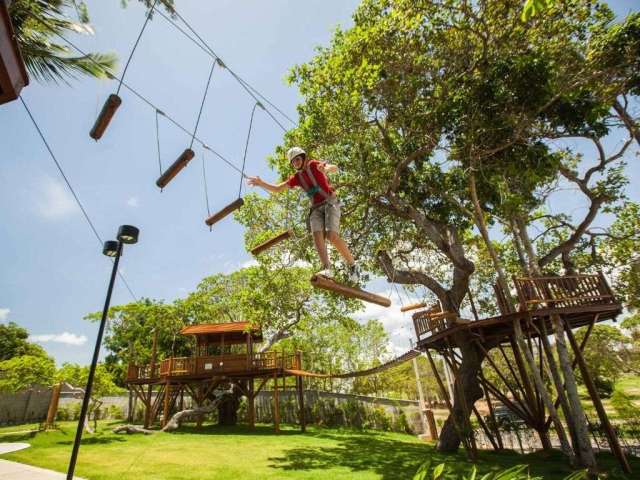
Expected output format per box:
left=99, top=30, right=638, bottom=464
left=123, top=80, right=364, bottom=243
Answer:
left=0, top=1, right=29, bottom=105
left=250, top=230, right=292, bottom=256
left=89, top=94, right=122, bottom=140
left=311, top=274, right=391, bottom=307
left=400, top=302, right=427, bottom=313
left=156, top=148, right=195, bottom=189
left=205, top=197, right=244, bottom=227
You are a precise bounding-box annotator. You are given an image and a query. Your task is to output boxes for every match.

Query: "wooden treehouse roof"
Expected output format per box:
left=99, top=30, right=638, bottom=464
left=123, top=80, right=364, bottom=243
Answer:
left=180, top=321, right=263, bottom=344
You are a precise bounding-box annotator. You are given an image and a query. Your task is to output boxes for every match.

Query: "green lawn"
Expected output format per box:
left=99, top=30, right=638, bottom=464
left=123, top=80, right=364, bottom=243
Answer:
left=1, top=422, right=638, bottom=479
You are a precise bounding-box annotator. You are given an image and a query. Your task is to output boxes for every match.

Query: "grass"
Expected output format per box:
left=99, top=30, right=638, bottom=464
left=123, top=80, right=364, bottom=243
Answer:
left=580, top=375, right=640, bottom=420
left=1, top=421, right=638, bottom=479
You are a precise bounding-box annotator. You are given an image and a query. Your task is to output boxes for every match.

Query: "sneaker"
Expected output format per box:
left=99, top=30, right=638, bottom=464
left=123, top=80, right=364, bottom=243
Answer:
left=347, top=263, right=361, bottom=283
left=317, top=267, right=333, bottom=278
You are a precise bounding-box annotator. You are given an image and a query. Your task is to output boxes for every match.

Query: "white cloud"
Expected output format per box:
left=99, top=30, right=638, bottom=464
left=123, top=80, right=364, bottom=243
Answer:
left=127, top=196, right=139, bottom=208
left=0, top=308, right=9, bottom=322
left=35, top=177, right=78, bottom=219
left=354, top=289, right=420, bottom=354
left=30, top=332, right=87, bottom=346
left=241, top=259, right=259, bottom=269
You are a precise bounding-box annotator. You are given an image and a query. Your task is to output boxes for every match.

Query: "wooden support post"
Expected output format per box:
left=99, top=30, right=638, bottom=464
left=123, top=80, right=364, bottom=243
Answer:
left=162, top=382, right=171, bottom=429
left=205, top=198, right=244, bottom=227
left=564, top=319, right=631, bottom=474
left=144, top=329, right=158, bottom=428
left=89, top=94, right=121, bottom=140
left=248, top=378, right=255, bottom=428
left=45, top=383, right=62, bottom=429
left=251, top=230, right=292, bottom=256
left=273, top=373, right=280, bottom=433
left=297, top=375, right=306, bottom=433
left=412, top=356, right=430, bottom=438
left=425, top=409, right=438, bottom=441
left=311, top=274, right=391, bottom=307
left=482, top=384, right=503, bottom=449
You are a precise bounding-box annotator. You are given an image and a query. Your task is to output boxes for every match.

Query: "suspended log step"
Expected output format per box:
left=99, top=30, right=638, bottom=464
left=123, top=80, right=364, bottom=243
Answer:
left=156, top=148, right=195, bottom=189
left=251, top=230, right=292, bottom=256
left=205, top=197, right=244, bottom=227
left=311, top=274, right=391, bottom=307
left=400, top=302, right=427, bottom=313
left=90, top=94, right=122, bottom=140
left=0, top=1, right=29, bottom=105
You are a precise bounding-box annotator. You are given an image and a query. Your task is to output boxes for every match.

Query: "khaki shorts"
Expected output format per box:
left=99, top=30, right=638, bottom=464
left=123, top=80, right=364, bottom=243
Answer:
left=309, top=198, right=341, bottom=233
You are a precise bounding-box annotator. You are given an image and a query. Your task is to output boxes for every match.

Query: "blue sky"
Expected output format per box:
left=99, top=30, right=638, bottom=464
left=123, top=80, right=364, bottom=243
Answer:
left=0, top=0, right=638, bottom=365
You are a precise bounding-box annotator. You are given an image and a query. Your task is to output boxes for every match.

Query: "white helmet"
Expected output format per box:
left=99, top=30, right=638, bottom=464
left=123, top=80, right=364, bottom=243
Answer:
left=287, top=146, right=306, bottom=162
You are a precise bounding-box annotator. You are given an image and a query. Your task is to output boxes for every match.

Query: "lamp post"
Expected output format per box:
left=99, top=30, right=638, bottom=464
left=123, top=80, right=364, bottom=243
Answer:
left=66, top=225, right=139, bottom=480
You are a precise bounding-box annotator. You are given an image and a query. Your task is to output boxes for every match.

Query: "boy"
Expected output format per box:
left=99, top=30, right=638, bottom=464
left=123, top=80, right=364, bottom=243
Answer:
left=247, top=147, right=360, bottom=282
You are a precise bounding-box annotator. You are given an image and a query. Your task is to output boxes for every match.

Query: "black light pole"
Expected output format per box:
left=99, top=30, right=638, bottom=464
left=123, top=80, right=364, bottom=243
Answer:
left=66, top=225, right=139, bottom=480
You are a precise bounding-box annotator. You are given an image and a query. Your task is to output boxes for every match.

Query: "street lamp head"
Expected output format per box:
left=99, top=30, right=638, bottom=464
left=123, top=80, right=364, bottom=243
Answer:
left=102, top=240, right=119, bottom=257
left=117, top=225, right=139, bottom=244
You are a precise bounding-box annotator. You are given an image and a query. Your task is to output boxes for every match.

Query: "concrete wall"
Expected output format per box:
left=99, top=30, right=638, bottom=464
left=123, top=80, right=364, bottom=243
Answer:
left=0, top=386, right=52, bottom=426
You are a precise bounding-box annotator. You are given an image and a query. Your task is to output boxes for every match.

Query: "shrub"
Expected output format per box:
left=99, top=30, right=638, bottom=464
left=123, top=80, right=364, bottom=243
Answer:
left=413, top=461, right=588, bottom=480
left=610, top=389, right=640, bottom=420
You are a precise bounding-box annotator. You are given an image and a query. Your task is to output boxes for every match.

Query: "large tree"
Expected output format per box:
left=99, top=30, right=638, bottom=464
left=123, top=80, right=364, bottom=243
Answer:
left=257, top=0, right=639, bottom=461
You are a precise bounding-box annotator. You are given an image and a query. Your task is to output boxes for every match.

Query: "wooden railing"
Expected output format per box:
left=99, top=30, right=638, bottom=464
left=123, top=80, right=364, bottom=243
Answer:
left=127, top=351, right=302, bottom=382
left=513, top=273, right=616, bottom=311
left=412, top=306, right=463, bottom=341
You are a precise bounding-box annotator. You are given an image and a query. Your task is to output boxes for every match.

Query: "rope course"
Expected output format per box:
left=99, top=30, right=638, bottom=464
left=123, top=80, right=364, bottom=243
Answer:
left=20, top=97, right=138, bottom=302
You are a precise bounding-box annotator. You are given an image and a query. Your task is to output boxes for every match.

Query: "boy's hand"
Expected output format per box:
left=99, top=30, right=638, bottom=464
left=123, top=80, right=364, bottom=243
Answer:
left=247, top=176, right=263, bottom=187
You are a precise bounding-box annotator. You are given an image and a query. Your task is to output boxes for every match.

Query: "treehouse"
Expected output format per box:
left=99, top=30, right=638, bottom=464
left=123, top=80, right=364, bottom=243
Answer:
left=0, top=0, right=29, bottom=105
left=125, top=321, right=306, bottom=433
left=126, top=321, right=302, bottom=383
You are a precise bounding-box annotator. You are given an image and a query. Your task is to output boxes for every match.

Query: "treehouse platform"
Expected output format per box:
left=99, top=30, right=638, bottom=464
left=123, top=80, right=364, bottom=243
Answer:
left=125, top=320, right=307, bottom=433
left=413, top=272, right=621, bottom=351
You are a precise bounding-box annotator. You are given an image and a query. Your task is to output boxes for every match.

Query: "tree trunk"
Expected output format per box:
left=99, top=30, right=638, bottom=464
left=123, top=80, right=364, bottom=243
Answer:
left=551, top=315, right=597, bottom=472
left=437, top=332, right=485, bottom=452
left=217, top=383, right=243, bottom=426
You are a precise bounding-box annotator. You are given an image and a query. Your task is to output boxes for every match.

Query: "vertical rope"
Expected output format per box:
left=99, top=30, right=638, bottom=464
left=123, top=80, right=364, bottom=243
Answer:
left=202, top=148, right=212, bottom=229
left=116, top=0, right=159, bottom=96
left=155, top=109, right=163, bottom=175
left=190, top=61, right=217, bottom=150
left=238, top=102, right=260, bottom=198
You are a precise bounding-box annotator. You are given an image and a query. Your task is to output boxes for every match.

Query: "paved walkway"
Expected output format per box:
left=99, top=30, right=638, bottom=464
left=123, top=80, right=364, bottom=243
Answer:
left=0, top=443, right=29, bottom=455
left=0, top=459, right=85, bottom=479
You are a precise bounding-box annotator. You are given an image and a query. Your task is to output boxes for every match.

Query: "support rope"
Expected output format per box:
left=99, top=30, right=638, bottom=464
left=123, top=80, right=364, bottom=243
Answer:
left=116, top=0, right=159, bottom=96
left=190, top=61, right=216, bottom=150
left=155, top=109, right=163, bottom=175
left=20, top=97, right=137, bottom=301
left=58, top=34, right=246, bottom=178
left=238, top=102, right=260, bottom=198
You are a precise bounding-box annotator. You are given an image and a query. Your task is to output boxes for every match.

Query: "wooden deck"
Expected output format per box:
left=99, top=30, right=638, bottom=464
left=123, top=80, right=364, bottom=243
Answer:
left=126, top=351, right=302, bottom=384
left=415, top=273, right=622, bottom=350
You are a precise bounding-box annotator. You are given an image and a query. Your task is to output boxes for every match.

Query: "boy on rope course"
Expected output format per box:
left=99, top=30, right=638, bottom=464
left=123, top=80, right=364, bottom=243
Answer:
left=247, top=147, right=360, bottom=282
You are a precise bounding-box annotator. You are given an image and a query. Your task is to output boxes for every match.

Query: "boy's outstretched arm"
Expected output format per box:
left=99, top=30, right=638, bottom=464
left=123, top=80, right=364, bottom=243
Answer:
left=318, top=162, right=339, bottom=174
left=247, top=175, right=289, bottom=194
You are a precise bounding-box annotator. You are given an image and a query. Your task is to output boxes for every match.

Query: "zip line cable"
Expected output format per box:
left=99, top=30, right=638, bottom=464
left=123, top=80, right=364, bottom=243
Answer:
left=116, top=0, right=159, bottom=96
left=156, top=7, right=292, bottom=132
left=154, top=8, right=297, bottom=127
left=20, top=97, right=138, bottom=302
left=58, top=34, right=248, bottom=179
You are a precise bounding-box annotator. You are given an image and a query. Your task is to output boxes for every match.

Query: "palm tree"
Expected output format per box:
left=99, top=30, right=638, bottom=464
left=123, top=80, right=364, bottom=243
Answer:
left=8, top=0, right=117, bottom=84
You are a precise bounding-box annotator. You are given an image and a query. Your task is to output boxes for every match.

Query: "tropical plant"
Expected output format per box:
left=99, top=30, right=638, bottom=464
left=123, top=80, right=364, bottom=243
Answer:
left=8, top=0, right=116, bottom=83
left=0, top=354, right=56, bottom=392
left=413, top=461, right=587, bottom=480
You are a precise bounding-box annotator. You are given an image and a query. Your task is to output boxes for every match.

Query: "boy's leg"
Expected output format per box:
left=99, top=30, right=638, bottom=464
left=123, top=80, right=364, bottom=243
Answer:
left=326, top=231, right=355, bottom=265
left=313, top=230, right=330, bottom=269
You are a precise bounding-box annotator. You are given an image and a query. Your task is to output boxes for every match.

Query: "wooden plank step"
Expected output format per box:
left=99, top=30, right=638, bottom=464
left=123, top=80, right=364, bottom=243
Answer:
left=311, top=274, right=391, bottom=307
left=251, top=230, right=292, bottom=256
left=205, top=197, right=244, bottom=227
left=400, top=302, right=427, bottom=312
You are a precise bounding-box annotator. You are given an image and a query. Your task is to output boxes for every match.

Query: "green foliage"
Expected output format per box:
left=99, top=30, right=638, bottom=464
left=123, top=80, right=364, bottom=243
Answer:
left=610, top=389, right=640, bottom=421
left=55, top=363, right=122, bottom=398
left=8, top=0, right=117, bottom=83
left=0, top=322, right=49, bottom=361
left=574, top=324, right=630, bottom=387
left=521, top=0, right=556, bottom=23
left=0, top=354, right=55, bottom=392
left=413, top=461, right=587, bottom=480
